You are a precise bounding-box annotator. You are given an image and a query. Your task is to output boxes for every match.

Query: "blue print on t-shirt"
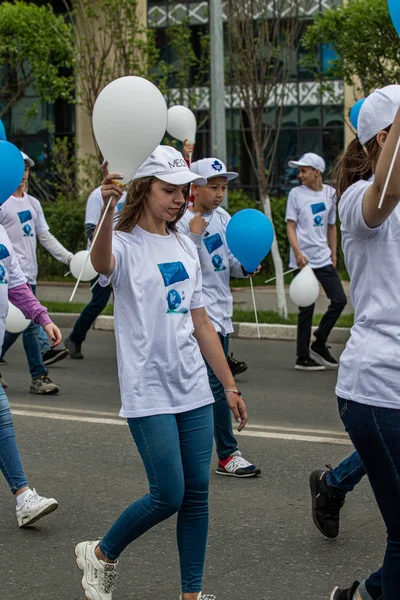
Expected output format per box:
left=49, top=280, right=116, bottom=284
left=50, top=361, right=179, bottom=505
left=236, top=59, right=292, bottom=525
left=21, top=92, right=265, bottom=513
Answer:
left=116, top=200, right=125, bottom=213
left=0, top=264, right=7, bottom=284
left=311, top=202, right=326, bottom=215
left=0, top=245, right=10, bottom=260
left=18, top=210, right=32, bottom=224
left=203, top=233, right=223, bottom=255
left=158, top=261, right=189, bottom=314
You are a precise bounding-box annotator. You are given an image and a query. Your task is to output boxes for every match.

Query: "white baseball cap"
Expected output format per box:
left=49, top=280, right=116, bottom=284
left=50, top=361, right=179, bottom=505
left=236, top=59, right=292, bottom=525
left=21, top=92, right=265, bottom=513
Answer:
left=191, top=158, right=238, bottom=182
left=357, top=85, right=400, bottom=145
left=288, top=153, right=325, bottom=173
left=132, top=146, right=207, bottom=186
left=20, top=151, right=35, bottom=167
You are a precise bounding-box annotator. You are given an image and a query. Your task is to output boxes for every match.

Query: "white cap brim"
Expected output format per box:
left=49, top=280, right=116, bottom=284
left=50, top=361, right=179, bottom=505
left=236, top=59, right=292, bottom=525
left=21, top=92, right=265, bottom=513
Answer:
left=20, top=151, right=35, bottom=167
left=208, top=171, right=238, bottom=182
left=155, top=171, right=207, bottom=186
left=288, top=160, right=310, bottom=169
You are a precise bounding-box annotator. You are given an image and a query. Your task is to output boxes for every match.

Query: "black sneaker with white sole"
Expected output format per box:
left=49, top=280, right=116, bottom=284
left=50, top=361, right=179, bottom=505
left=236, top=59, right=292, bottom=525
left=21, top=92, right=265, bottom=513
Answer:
left=310, top=341, right=338, bottom=369
left=42, top=348, right=69, bottom=366
left=295, top=357, right=325, bottom=371
left=310, top=466, right=345, bottom=538
left=330, top=581, right=360, bottom=600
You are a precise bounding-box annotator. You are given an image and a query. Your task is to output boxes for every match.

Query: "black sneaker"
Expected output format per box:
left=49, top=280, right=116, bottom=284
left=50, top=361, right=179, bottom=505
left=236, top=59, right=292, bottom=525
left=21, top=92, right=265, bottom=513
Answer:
left=310, top=341, right=338, bottom=369
left=42, top=348, right=69, bottom=366
left=295, top=357, right=325, bottom=371
left=64, top=337, right=84, bottom=359
left=310, top=466, right=345, bottom=538
left=330, top=581, right=360, bottom=600
left=0, top=357, right=7, bottom=366
left=0, top=373, right=8, bottom=388
left=227, top=353, right=248, bottom=376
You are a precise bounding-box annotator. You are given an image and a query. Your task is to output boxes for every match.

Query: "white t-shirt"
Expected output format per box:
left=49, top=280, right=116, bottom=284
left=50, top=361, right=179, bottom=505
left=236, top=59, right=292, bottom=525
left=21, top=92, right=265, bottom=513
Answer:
left=85, top=187, right=126, bottom=226
left=177, top=207, right=245, bottom=336
left=0, top=225, right=27, bottom=353
left=0, top=194, right=49, bottom=284
left=99, top=225, right=214, bottom=418
left=336, top=178, right=400, bottom=410
left=285, top=184, right=337, bottom=268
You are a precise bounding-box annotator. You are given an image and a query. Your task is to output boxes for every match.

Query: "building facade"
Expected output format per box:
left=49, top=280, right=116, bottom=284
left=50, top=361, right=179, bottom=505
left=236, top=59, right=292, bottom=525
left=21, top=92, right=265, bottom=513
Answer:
left=2, top=0, right=347, bottom=196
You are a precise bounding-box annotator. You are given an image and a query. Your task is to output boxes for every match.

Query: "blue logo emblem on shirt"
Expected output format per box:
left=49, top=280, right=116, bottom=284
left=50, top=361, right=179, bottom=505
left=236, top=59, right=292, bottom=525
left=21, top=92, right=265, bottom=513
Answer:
left=116, top=200, right=125, bottom=213
left=203, top=233, right=226, bottom=271
left=211, top=160, right=223, bottom=172
left=158, top=261, right=189, bottom=314
left=18, top=210, right=34, bottom=237
left=0, top=245, right=10, bottom=260
left=311, top=202, right=326, bottom=227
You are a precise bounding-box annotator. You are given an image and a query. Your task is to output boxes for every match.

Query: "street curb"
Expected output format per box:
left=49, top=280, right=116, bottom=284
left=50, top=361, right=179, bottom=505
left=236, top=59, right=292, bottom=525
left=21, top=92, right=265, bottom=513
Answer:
left=49, top=312, right=351, bottom=343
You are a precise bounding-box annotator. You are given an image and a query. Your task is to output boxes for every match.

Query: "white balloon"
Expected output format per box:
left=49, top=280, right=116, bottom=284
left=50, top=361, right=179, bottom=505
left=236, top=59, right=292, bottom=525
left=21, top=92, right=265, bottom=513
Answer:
left=289, top=265, right=320, bottom=307
left=167, top=105, right=197, bottom=143
left=92, top=76, right=168, bottom=184
left=70, top=251, right=98, bottom=282
left=6, top=302, right=30, bottom=333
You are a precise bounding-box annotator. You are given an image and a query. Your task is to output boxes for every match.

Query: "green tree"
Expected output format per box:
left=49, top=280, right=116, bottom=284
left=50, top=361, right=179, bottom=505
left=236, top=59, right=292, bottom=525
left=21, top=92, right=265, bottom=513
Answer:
left=0, top=1, right=75, bottom=119
left=302, top=0, right=400, bottom=96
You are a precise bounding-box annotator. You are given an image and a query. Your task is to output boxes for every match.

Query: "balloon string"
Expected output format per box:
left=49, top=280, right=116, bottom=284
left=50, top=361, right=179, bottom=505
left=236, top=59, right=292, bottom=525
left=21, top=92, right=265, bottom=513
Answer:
left=249, top=277, right=260, bottom=339
left=69, top=196, right=113, bottom=302
left=188, top=152, right=192, bottom=168
left=378, top=133, right=400, bottom=209
left=264, top=268, right=296, bottom=284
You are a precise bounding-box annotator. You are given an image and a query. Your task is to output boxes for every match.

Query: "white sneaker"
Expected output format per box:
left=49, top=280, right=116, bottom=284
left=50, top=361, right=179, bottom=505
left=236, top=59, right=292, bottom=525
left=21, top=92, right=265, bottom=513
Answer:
left=16, top=488, right=58, bottom=528
left=179, top=594, right=216, bottom=599
left=75, top=540, right=119, bottom=600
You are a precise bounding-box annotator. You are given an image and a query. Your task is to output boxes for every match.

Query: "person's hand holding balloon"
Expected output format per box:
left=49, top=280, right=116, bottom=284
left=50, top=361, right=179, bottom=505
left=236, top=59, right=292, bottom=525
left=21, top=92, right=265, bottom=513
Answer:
left=242, top=264, right=262, bottom=276
left=100, top=162, right=124, bottom=211
left=295, top=252, right=309, bottom=269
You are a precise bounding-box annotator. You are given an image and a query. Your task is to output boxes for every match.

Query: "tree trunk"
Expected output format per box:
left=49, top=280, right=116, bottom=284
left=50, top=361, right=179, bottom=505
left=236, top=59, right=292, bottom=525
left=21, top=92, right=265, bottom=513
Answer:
left=261, top=193, right=288, bottom=319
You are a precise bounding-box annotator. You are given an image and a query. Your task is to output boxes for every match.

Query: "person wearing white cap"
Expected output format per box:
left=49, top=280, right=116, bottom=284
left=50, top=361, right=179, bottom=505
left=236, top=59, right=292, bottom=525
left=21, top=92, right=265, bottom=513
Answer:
left=286, top=152, right=347, bottom=371
left=177, top=157, right=261, bottom=478
left=0, top=151, right=73, bottom=393
left=74, top=146, right=248, bottom=600
left=326, top=85, right=400, bottom=600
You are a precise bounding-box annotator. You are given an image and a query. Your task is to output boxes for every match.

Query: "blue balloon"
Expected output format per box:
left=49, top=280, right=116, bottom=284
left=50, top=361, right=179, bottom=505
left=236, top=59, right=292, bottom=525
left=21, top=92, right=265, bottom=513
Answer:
left=226, top=208, right=274, bottom=273
left=0, top=141, right=25, bottom=205
left=349, top=98, right=365, bottom=130
left=389, top=0, right=400, bottom=36
left=0, top=120, right=6, bottom=141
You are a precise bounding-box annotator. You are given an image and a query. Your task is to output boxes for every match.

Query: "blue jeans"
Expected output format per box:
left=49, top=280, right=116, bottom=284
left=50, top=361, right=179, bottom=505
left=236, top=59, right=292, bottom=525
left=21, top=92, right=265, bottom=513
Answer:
left=38, top=326, right=50, bottom=354
left=1, top=283, right=46, bottom=379
left=69, top=279, right=112, bottom=344
left=204, top=333, right=237, bottom=460
left=326, top=451, right=366, bottom=494
left=100, top=404, right=214, bottom=594
left=0, top=385, right=28, bottom=494
left=338, top=397, right=400, bottom=600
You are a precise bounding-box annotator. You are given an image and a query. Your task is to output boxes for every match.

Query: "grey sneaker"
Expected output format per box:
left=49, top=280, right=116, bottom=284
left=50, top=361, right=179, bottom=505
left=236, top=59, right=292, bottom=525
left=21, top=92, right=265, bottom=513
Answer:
left=30, top=375, right=59, bottom=395
left=179, top=595, right=216, bottom=600
left=75, top=540, right=119, bottom=600
left=65, top=337, right=84, bottom=359
left=0, top=373, right=8, bottom=388
left=16, top=488, right=58, bottom=528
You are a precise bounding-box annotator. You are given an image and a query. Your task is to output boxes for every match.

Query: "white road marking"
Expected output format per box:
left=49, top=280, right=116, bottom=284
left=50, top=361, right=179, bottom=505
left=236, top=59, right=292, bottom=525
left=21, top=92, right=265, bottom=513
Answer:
left=11, top=408, right=351, bottom=445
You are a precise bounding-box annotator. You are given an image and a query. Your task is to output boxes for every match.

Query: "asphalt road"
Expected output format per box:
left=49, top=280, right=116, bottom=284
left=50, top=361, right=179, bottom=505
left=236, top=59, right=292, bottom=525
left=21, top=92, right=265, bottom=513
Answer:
left=0, top=332, right=384, bottom=600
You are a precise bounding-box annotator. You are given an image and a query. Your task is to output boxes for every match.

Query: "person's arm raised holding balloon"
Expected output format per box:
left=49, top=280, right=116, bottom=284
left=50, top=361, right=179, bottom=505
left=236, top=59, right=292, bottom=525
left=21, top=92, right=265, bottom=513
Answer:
left=90, top=165, right=124, bottom=277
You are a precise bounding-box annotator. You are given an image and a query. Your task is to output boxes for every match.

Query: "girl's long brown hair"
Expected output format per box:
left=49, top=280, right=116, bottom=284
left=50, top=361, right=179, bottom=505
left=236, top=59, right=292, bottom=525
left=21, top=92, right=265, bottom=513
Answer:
left=332, top=127, right=390, bottom=201
left=114, top=177, right=189, bottom=233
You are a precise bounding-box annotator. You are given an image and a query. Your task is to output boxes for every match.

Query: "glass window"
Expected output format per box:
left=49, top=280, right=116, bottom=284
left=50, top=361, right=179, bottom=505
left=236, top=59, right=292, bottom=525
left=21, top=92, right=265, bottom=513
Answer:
left=299, top=105, right=321, bottom=127
left=323, top=105, right=343, bottom=127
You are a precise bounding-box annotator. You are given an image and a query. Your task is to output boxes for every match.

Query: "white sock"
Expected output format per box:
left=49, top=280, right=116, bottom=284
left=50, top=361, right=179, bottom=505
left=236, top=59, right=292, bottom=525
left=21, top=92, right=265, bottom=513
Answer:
left=16, top=488, right=31, bottom=507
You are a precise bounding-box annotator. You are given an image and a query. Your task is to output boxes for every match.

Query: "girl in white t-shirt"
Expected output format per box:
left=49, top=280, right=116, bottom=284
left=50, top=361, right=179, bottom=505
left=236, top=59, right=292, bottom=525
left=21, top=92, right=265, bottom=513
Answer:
left=329, top=85, right=400, bottom=600
left=74, top=146, right=248, bottom=600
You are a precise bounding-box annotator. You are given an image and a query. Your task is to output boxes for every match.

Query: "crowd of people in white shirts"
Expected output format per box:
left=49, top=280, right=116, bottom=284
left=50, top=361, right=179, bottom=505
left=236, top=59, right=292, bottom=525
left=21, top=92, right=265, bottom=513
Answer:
left=0, top=84, right=399, bottom=600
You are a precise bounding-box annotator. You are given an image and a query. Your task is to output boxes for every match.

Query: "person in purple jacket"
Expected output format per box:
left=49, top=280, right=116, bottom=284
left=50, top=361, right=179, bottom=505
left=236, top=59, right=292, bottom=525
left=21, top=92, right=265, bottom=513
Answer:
left=0, top=222, right=61, bottom=527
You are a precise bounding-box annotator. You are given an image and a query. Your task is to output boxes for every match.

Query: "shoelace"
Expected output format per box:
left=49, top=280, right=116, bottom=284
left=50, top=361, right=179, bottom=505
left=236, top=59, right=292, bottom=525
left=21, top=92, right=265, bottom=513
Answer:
left=226, top=452, right=252, bottom=470
left=39, top=376, right=52, bottom=384
left=100, top=567, right=119, bottom=593
left=322, top=465, right=345, bottom=514
left=24, top=489, right=40, bottom=507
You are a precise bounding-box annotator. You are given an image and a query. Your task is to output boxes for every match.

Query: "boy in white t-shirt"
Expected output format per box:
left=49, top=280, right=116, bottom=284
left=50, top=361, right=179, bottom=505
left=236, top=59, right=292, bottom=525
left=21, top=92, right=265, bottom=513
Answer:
left=64, top=186, right=126, bottom=359
left=285, top=153, right=347, bottom=372
left=0, top=152, right=73, bottom=394
left=177, top=158, right=261, bottom=478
